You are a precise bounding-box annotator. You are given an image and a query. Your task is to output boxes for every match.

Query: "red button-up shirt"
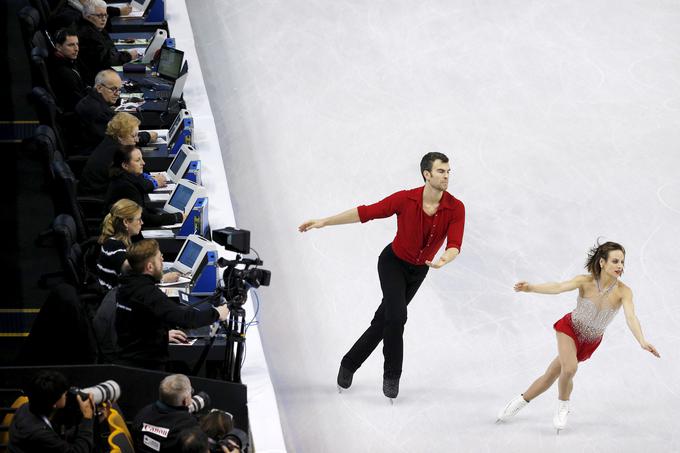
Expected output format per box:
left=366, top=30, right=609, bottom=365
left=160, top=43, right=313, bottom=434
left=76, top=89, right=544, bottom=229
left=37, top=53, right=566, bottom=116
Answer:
left=357, top=186, right=465, bottom=265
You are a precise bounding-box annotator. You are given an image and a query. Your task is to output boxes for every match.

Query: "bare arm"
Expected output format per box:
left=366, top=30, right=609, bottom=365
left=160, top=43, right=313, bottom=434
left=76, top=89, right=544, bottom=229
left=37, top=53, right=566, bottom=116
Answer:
left=621, top=287, right=660, bottom=358
left=514, top=275, right=588, bottom=295
left=298, top=208, right=360, bottom=232
left=425, top=247, right=459, bottom=269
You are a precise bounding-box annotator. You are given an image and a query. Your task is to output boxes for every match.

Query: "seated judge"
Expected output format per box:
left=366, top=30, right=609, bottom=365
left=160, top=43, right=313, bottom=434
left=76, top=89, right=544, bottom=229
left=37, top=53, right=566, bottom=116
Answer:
left=47, top=28, right=87, bottom=113
left=104, top=145, right=183, bottom=228
left=76, top=0, right=138, bottom=85
left=79, top=112, right=161, bottom=196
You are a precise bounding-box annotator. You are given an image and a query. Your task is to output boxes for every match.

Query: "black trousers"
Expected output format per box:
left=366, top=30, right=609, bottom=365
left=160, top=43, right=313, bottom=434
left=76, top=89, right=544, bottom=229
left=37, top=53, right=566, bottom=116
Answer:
left=341, top=244, right=429, bottom=378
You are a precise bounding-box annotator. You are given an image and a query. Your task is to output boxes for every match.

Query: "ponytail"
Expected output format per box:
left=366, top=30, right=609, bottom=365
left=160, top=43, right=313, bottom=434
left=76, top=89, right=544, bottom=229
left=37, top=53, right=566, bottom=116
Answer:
left=99, top=199, right=142, bottom=247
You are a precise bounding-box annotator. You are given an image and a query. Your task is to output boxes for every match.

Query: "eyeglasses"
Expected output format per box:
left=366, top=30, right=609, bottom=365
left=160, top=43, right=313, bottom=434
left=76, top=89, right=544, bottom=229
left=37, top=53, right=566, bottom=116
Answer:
left=90, top=13, right=108, bottom=19
left=101, top=85, right=121, bottom=94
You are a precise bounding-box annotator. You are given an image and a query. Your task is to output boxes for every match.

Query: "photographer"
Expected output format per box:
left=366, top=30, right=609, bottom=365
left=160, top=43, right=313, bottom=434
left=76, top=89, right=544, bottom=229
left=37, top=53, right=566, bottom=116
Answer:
left=132, top=374, right=202, bottom=453
left=199, top=410, right=242, bottom=453
left=8, top=370, right=95, bottom=453
left=115, top=239, right=229, bottom=370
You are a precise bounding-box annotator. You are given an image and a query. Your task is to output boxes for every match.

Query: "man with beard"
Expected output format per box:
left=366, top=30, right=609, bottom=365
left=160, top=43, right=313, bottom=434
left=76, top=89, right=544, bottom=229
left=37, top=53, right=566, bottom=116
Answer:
left=114, top=239, right=229, bottom=370
left=299, top=152, right=466, bottom=400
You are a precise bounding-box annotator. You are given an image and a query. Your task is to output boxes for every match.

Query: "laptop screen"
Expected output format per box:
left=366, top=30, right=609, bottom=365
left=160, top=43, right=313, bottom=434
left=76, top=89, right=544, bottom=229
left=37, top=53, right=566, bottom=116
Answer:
left=168, top=184, right=193, bottom=211
left=157, top=47, right=184, bottom=80
left=178, top=240, right=202, bottom=269
left=169, top=149, right=187, bottom=175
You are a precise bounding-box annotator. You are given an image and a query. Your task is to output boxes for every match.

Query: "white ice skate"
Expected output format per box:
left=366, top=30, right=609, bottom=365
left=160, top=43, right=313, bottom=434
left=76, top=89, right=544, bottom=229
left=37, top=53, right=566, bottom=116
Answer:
left=496, top=394, right=529, bottom=423
left=553, top=400, right=570, bottom=434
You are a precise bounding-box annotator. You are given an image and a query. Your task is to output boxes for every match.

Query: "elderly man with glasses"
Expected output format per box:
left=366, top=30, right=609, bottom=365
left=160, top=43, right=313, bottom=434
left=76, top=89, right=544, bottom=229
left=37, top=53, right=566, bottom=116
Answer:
left=77, top=0, right=139, bottom=85
left=76, top=69, right=156, bottom=153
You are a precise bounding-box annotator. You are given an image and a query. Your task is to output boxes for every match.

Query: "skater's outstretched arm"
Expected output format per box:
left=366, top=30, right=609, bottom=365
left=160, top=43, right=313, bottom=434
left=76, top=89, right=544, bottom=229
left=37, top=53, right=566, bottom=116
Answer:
left=621, top=287, right=660, bottom=358
left=514, top=275, right=588, bottom=295
left=298, top=208, right=360, bottom=232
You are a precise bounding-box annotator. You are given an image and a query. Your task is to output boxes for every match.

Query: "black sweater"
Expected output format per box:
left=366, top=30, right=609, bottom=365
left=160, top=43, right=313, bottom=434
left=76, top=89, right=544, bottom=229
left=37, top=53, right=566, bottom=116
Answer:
left=78, top=134, right=151, bottom=196
left=76, top=18, right=132, bottom=85
left=115, top=273, right=219, bottom=368
left=104, top=170, right=181, bottom=227
left=46, top=53, right=87, bottom=113
left=75, top=88, right=114, bottom=152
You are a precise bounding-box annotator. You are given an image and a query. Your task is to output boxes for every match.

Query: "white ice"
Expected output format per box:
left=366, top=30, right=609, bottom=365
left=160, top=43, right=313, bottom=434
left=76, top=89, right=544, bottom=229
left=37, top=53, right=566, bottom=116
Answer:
left=186, top=1, right=680, bottom=451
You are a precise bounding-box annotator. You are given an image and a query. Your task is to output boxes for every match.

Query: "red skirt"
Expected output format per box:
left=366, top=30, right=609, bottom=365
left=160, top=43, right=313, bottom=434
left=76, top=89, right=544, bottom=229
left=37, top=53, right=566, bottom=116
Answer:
left=553, top=313, right=602, bottom=362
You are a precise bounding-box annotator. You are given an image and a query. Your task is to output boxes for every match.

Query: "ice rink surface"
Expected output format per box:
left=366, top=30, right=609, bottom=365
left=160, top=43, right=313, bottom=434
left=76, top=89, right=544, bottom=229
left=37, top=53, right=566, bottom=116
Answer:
left=187, top=1, right=680, bottom=451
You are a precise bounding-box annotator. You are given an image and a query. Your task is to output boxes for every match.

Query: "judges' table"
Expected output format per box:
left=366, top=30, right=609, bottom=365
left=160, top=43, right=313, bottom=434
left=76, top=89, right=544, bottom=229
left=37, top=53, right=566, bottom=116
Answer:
left=161, top=1, right=287, bottom=451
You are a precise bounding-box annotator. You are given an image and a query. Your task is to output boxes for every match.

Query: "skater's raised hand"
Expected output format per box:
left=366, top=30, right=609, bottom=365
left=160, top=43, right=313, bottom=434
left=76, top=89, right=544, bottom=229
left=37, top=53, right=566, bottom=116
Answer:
left=514, top=281, right=530, bottom=292
left=641, top=341, right=660, bottom=358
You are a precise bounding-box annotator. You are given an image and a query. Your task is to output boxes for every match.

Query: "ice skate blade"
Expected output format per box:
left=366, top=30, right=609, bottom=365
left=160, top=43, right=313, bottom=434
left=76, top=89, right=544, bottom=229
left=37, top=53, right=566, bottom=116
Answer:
left=387, top=397, right=395, bottom=405
left=337, top=385, right=344, bottom=394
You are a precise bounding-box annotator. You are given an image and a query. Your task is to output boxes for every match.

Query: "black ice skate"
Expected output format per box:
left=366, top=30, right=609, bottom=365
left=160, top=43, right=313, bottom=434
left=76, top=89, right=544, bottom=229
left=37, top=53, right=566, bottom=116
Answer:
left=383, top=376, right=400, bottom=403
left=337, top=366, right=354, bottom=393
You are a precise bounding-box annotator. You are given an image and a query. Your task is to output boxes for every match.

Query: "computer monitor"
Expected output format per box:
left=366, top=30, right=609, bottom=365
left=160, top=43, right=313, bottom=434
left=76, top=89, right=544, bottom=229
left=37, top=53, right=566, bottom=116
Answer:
left=157, top=46, right=184, bottom=81
left=164, top=179, right=206, bottom=215
left=167, top=144, right=199, bottom=183
left=168, top=71, right=188, bottom=107
left=141, top=28, right=167, bottom=64
left=172, top=234, right=216, bottom=275
left=167, top=109, right=192, bottom=146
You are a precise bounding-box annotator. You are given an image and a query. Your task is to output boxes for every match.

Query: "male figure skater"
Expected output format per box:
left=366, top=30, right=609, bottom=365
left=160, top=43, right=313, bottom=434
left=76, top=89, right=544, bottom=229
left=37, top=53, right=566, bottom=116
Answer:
left=299, top=152, right=465, bottom=400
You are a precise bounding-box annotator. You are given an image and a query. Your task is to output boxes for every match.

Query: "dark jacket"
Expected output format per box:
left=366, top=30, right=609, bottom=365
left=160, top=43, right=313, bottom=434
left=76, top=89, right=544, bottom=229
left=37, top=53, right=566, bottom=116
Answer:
left=104, top=170, right=182, bottom=227
left=78, top=134, right=151, bottom=196
left=8, top=404, right=94, bottom=453
left=115, top=273, right=219, bottom=368
left=75, top=88, right=114, bottom=152
left=49, top=3, right=122, bottom=36
left=132, top=401, right=198, bottom=453
left=46, top=53, right=88, bottom=113
left=76, top=18, right=132, bottom=85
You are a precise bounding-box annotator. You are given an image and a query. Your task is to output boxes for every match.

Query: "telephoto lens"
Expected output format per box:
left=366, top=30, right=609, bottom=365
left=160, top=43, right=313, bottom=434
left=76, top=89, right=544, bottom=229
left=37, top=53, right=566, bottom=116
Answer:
left=72, top=380, right=121, bottom=404
left=188, top=391, right=211, bottom=413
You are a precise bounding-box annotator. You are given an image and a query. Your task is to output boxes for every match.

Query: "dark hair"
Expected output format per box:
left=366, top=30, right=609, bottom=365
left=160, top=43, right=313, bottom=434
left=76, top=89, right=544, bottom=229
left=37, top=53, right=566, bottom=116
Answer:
left=110, top=144, right=138, bottom=177
left=53, top=28, right=78, bottom=46
left=127, top=239, right=159, bottom=274
left=179, top=427, right=210, bottom=453
left=25, top=370, right=69, bottom=416
left=420, top=152, right=449, bottom=182
left=200, top=410, right=234, bottom=440
left=585, top=241, right=625, bottom=278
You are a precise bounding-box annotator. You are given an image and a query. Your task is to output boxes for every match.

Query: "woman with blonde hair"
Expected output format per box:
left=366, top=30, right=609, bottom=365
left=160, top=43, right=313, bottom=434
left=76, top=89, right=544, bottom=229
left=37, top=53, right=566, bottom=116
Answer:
left=97, top=198, right=178, bottom=289
left=79, top=111, right=163, bottom=196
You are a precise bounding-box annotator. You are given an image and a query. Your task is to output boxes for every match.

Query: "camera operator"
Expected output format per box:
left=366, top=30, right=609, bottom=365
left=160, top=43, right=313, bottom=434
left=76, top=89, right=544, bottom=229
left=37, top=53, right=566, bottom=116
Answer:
left=132, top=374, right=204, bottom=453
left=8, top=370, right=95, bottom=453
left=114, top=239, right=229, bottom=370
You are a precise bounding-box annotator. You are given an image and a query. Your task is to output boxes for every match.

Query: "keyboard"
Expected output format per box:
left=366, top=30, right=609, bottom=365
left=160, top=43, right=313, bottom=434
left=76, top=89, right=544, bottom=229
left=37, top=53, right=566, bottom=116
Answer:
left=141, top=77, right=172, bottom=89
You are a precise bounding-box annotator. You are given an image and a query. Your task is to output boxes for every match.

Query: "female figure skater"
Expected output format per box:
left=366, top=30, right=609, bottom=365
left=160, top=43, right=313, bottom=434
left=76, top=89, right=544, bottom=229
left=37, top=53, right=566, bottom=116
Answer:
left=497, top=241, right=660, bottom=432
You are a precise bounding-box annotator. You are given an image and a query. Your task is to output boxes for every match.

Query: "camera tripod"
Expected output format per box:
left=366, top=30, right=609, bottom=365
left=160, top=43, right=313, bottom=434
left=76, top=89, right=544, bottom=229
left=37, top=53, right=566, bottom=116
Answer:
left=217, top=304, right=247, bottom=383
left=191, top=303, right=247, bottom=383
